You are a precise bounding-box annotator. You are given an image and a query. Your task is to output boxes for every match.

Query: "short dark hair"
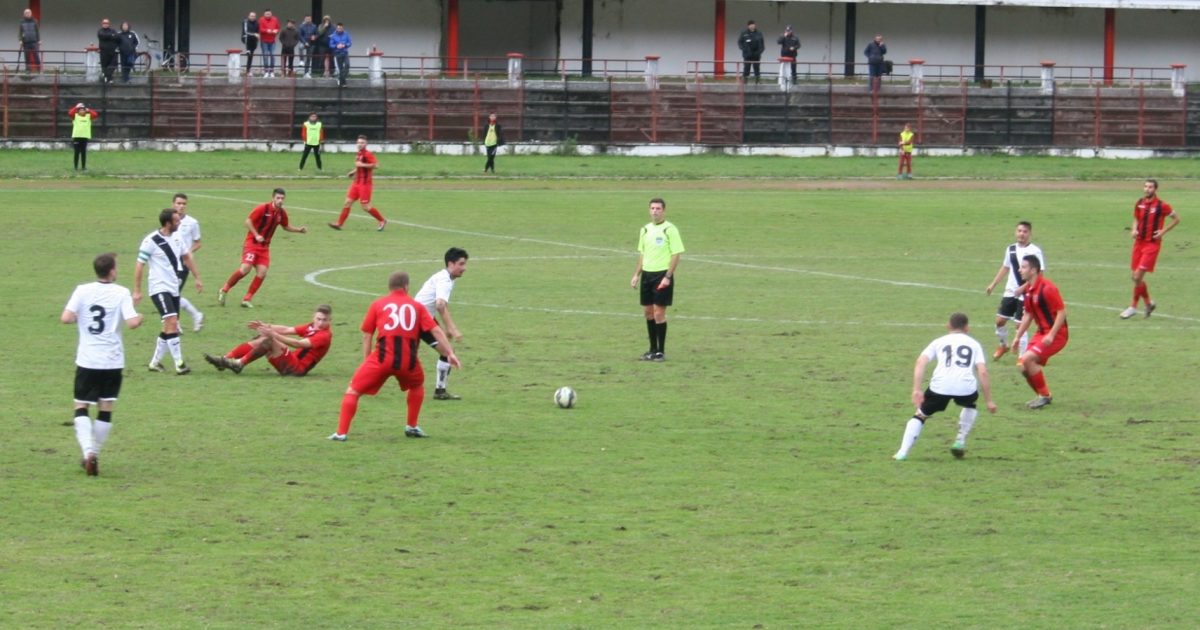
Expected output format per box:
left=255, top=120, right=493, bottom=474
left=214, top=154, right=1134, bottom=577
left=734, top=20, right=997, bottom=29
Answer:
left=337, top=22, right=344, bottom=26
left=1017, top=220, right=1031, bottom=230
left=747, top=20, right=756, bottom=25
left=94, top=252, right=117, bottom=278
left=273, top=187, right=286, bottom=197
left=357, top=134, right=368, bottom=141
left=388, top=271, right=410, bottom=290
left=159, top=208, right=177, bottom=226
left=1146, top=178, right=1159, bottom=190
left=1022, top=254, right=1042, bottom=272
left=316, top=304, right=332, bottom=316
left=949, top=312, right=968, bottom=330
left=174, top=192, right=188, bottom=202
left=444, top=247, right=469, bottom=266
left=649, top=197, right=666, bottom=208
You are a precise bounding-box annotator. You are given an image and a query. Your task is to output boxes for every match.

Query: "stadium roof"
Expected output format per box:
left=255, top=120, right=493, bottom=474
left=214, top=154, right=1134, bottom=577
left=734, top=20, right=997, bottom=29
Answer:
left=772, top=0, right=1199, bottom=9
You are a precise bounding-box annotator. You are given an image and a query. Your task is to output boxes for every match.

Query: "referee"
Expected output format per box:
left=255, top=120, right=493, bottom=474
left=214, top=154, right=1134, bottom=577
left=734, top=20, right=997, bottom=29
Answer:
left=631, top=197, right=685, bottom=361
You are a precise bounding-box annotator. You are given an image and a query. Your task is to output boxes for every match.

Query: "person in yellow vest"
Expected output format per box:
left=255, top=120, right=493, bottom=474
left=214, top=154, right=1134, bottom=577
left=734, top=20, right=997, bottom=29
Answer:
left=299, top=112, right=324, bottom=171
left=483, top=113, right=504, bottom=174
left=897, top=122, right=915, bottom=180
left=69, top=102, right=99, bottom=172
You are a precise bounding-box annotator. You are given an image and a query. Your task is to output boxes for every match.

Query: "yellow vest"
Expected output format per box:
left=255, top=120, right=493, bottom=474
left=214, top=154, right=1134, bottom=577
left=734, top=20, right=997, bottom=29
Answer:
left=485, top=124, right=498, bottom=147
left=72, top=111, right=93, bottom=140
left=303, top=121, right=322, bottom=146
left=899, top=129, right=914, bottom=154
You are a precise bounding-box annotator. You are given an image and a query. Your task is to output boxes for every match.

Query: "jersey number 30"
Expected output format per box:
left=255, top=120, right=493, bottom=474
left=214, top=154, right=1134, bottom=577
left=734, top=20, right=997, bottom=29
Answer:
left=381, top=303, right=418, bottom=332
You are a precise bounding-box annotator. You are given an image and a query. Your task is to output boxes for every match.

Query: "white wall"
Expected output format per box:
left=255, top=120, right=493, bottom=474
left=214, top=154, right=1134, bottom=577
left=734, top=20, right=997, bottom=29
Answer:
left=2, top=0, right=1198, bottom=80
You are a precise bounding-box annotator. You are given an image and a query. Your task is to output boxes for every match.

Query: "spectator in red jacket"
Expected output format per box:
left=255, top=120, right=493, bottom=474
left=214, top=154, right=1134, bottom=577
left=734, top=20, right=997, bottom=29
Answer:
left=68, top=103, right=99, bottom=171
left=258, top=10, right=281, bottom=77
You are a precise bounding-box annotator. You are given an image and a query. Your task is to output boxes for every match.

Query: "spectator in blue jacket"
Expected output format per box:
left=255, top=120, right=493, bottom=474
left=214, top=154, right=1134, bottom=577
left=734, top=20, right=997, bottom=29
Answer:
left=329, top=23, right=351, bottom=86
left=298, top=15, right=318, bottom=78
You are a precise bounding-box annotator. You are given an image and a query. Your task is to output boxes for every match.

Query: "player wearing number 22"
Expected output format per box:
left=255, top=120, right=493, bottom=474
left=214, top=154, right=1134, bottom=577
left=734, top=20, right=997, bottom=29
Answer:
left=218, top=188, right=307, bottom=308
left=329, top=271, right=461, bottom=441
left=893, top=312, right=996, bottom=461
left=1011, top=254, right=1067, bottom=410
left=62, top=253, right=144, bottom=476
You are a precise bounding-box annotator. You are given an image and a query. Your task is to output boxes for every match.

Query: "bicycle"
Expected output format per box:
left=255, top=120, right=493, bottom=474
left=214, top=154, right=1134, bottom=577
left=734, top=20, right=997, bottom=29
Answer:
left=135, top=36, right=188, bottom=73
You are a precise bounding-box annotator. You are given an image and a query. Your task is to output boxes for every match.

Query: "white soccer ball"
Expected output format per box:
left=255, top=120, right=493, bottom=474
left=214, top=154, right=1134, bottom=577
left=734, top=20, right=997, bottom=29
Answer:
left=554, top=386, right=576, bottom=409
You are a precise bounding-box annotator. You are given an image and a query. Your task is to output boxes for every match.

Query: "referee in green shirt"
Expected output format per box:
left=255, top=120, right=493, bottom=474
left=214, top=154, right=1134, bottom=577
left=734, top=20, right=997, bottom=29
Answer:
left=631, top=197, right=685, bottom=361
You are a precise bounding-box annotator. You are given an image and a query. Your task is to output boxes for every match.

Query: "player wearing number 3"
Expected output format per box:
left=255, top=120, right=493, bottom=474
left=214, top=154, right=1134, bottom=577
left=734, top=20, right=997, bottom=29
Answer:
left=329, top=271, right=461, bottom=441
left=893, top=312, right=996, bottom=461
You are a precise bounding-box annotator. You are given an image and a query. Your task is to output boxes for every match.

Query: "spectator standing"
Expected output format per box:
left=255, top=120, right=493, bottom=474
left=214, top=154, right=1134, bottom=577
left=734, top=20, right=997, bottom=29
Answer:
left=777, top=25, right=800, bottom=81
left=116, top=22, right=139, bottom=83
left=97, top=18, right=119, bottom=83
left=864, top=34, right=887, bottom=92
left=68, top=102, right=98, bottom=171
left=314, top=15, right=333, bottom=78
left=299, top=112, right=324, bottom=170
left=329, top=22, right=351, bottom=86
left=298, top=15, right=317, bottom=78
left=483, top=113, right=504, bottom=174
left=258, top=9, right=280, bottom=77
left=241, top=11, right=259, bottom=76
left=279, top=19, right=300, bottom=77
left=18, top=8, right=40, bottom=72
left=737, top=20, right=764, bottom=83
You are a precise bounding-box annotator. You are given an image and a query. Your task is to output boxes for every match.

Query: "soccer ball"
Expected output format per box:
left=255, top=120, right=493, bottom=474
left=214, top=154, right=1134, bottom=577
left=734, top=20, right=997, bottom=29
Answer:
left=554, top=386, right=576, bottom=409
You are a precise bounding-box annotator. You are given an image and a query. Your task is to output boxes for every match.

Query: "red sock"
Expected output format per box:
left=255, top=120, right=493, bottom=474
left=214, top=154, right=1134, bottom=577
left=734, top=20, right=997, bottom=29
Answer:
left=1136, top=282, right=1150, bottom=306
left=244, top=276, right=264, bottom=301
left=406, top=386, right=425, bottom=427
left=335, top=207, right=351, bottom=226
left=226, top=342, right=253, bottom=360
left=224, top=269, right=247, bottom=291
left=367, top=207, right=384, bottom=222
left=337, top=393, right=360, bottom=435
left=241, top=343, right=266, bottom=365
left=1025, top=371, right=1050, bottom=397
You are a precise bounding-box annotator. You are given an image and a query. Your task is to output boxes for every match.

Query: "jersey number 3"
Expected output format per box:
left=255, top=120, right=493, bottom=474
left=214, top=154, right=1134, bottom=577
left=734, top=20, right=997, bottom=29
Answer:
left=381, top=303, right=417, bottom=332
left=88, top=305, right=107, bottom=334
left=941, top=344, right=972, bottom=367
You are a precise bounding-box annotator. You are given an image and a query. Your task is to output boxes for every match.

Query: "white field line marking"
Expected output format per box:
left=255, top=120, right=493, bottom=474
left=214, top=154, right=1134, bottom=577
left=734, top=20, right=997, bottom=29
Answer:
left=181, top=191, right=1199, bottom=324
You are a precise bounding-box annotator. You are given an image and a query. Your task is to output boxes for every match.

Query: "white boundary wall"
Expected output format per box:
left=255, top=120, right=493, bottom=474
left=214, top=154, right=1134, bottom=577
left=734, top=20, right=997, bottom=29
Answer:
left=2, top=1, right=1198, bottom=80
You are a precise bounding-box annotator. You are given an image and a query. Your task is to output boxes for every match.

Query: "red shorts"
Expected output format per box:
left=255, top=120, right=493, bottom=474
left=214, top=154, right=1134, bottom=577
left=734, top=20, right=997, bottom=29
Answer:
left=268, top=351, right=309, bottom=376
left=241, top=244, right=271, bottom=267
left=1028, top=330, right=1068, bottom=365
left=1131, top=240, right=1161, bottom=272
left=349, top=354, right=423, bottom=395
left=346, top=182, right=373, bottom=204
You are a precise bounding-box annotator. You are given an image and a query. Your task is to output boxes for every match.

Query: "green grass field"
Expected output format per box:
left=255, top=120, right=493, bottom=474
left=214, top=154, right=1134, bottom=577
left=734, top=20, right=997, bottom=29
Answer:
left=1, top=151, right=1198, bottom=628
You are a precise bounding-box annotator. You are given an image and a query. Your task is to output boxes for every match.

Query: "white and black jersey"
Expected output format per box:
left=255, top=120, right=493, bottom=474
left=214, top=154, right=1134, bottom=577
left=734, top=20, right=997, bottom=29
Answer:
left=414, top=269, right=456, bottom=320
left=64, top=280, right=138, bottom=369
left=137, top=229, right=186, bottom=296
left=921, top=332, right=986, bottom=396
left=1000, top=242, right=1045, bottom=298
left=178, top=214, right=201, bottom=254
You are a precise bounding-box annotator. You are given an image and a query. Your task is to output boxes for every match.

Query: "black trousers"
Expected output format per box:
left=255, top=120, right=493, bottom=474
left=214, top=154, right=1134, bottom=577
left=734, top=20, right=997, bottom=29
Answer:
left=742, top=56, right=761, bottom=80
left=300, top=144, right=322, bottom=169
left=73, top=138, right=89, bottom=170
left=99, top=50, right=117, bottom=81
left=484, top=145, right=498, bottom=172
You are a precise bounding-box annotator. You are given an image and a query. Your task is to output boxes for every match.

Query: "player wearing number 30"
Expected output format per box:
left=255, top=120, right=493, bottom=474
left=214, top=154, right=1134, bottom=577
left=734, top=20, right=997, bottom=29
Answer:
left=893, top=312, right=996, bottom=461
left=62, top=253, right=144, bottom=476
left=329, top=271, right=462, bottom=442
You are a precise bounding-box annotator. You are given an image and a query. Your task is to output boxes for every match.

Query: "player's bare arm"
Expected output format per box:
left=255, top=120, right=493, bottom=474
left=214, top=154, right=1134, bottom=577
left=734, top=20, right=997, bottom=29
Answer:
left=360, top=331, right=373, bottom=360
left=182, top=253, right=203, bottom=293
left=986, top=266, right=1008, bottom=294
left=976, top=364, right=998, bottom=413
left=435, top=299, right=461, bottom=341
left=1155, top=211, right=1180, bottom=239
left=284, top=224, right=308, bottom=234
left=911, top=353, right=930, bottom=406
left=132, top=261, right=146, bottom=304
left=1010, top=312, right=1032, bottom=353
left=430, top=326, right=462, bottom=369
left=60, top=309, right=78, bottom=324
left=1043, top=309, right=1067, bottom=346
left=660, top=253, right=681, bottom=288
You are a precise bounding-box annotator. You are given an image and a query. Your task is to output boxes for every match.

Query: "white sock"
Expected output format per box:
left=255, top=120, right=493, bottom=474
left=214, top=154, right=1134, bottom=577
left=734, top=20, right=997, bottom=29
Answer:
left=897, top=417, right=924, bottom=457
left=995, top=326, right=1008, bottom=347
left=168, top=336, right=183, bottom=365
left=93, top=419, right=112, bottom=453
left=74, top=415, right=94, bottom=456
left=1019, top=331, right=1030, bottom=355
left=957, top=407, right=978, bottom=444
left=436, top=358, right=451, bottom=389
left=151, top=336, right=166, bottom=365
left=180, top=297, right=200, bottom=318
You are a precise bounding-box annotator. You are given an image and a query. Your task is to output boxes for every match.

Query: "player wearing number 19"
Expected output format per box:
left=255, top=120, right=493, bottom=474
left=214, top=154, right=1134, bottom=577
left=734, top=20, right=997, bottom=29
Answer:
left=329, top=271, right=462, bottom=442
left=61, top=253, right=144, bottom=476
left=893, top=313, right=996, bottom=461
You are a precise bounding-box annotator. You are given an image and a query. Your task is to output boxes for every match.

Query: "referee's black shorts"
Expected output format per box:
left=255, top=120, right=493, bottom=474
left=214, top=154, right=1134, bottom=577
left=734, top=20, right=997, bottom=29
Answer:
left=640, top=270, right=674, bottom=307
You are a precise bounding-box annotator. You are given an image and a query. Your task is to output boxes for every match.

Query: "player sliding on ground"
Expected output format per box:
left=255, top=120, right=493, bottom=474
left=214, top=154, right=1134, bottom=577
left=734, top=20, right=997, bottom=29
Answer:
left=204, top=305, right=333, bottom=376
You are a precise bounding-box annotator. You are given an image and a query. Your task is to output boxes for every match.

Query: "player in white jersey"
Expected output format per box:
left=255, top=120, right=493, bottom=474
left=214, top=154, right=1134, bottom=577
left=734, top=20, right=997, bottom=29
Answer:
left=173, top=193, right=205, bottom=332
left=893, top=313, right=996, bottom=461
left=134, top=208, right=202, bottom=375
left=61, top=253, right=143, bottom=476
left=414, top=247, right=468, bottom=400
left=985, top=221, right=1045, bottom=360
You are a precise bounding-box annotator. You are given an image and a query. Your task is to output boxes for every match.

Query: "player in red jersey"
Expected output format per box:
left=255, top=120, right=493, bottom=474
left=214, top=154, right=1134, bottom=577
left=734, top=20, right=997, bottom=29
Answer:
left=218, top=188, right=307, bottom=308
left=328, top=135, right=387, bottom=231
left=1010, top=255, right=1067, bottom=410
left=1121, top=179, right=1180, bottom=320
left=204, top=304, right=333, bottom=376
left=329, top=271, right=461, bottom=441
